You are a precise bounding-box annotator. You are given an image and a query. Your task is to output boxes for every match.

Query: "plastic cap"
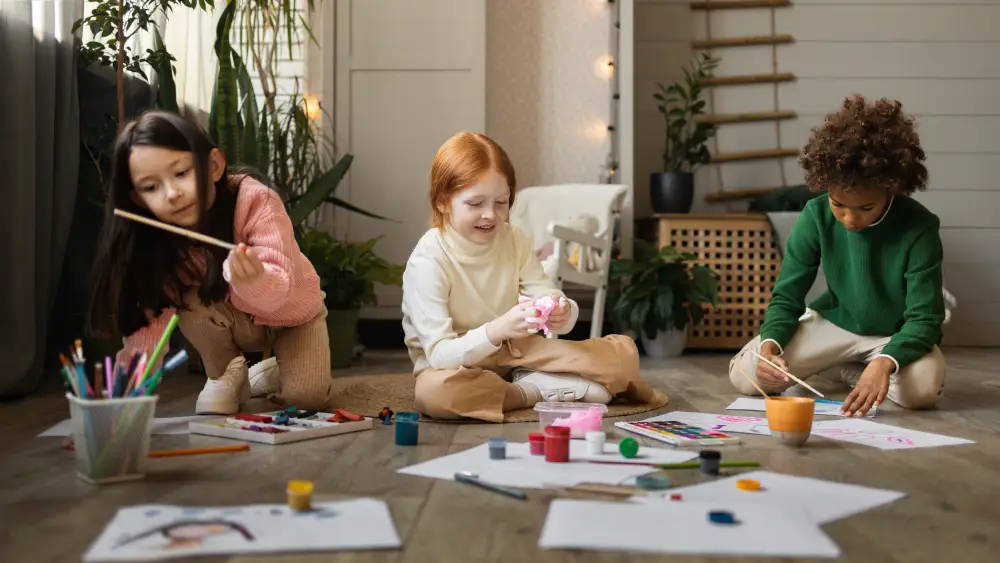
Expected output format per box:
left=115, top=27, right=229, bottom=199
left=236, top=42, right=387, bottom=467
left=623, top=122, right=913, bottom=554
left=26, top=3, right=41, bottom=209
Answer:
left=287, top=480, right=313, bottom=494
left=528, top=432, right=545, bottom=442
left=708, top=510, right=736, bottom=524
left=488, top=437, right=507, bottom=447
left=544, top=425, right=571, bottom=437
left=699, top=450, right=721, bottom=460
left=618, top=437, right=639, bottom=458
left=585, top=431, right=606, bottom=442
left=736, top=479, right=761, bottom=491
left=635, top=473, right=671, bottom=491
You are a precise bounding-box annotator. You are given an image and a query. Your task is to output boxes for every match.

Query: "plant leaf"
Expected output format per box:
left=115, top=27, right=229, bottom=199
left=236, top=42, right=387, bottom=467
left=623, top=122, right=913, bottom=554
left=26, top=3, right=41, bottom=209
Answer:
left=287, top=154, right=354, bottom=225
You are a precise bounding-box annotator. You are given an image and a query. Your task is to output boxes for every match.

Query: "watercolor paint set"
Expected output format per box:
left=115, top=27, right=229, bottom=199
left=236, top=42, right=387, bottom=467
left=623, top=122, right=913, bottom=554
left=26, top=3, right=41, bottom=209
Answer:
left=188, top=409, right=374, bottom=445
left=614, top=420, right=742, bottom=447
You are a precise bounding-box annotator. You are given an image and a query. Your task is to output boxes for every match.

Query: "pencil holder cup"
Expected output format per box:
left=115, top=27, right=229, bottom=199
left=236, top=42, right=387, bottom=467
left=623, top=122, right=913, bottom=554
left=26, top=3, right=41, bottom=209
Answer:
left=765, top=397, right=815, bottom=447
left=67, top=393, right=158, bottom=484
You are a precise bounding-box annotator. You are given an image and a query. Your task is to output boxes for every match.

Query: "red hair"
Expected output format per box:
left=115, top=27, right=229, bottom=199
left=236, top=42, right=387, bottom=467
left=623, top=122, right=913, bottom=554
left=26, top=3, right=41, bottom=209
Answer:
left=428, top=132, right=516, bottom=229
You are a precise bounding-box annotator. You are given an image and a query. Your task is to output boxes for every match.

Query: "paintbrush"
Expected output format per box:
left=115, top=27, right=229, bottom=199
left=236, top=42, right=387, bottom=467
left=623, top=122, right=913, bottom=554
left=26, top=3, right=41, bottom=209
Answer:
left=746, top=349, right=825, bottom=398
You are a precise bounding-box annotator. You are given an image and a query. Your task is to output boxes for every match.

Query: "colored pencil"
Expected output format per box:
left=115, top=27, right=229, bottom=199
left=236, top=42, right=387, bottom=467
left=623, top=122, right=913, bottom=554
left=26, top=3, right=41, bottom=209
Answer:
left=140, top=314, right=179, bottom=385
left=747, top=349, right=825, bottom=398
left=93, top=363, right=104, bottom=399
left=148, top=444, right=250, bottom=458
left=105, top=356, right=113, bottom=398
left=588, top=460, right=761, bottom=469
left=114, top=208, right=236, bottom=250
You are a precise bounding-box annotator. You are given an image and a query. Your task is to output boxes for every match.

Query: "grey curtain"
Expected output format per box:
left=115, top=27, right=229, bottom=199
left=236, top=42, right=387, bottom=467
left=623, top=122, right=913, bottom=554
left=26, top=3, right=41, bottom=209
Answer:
left=0, top=0, right=81, bottom=397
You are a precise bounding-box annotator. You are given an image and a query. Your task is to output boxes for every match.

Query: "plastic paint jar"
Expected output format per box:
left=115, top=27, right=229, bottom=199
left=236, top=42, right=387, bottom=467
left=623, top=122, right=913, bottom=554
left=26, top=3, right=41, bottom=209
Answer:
left=585, top=431, right=606, bottom=455
left=287, top=480, right=313, bottom=511
left=395, top=411, right=419, bottom=446
left=544, top=425, right=570, bottom=463
left=528, top=432, right=546, bottom=456
left=699, top=450, right=721, bottom=475
left=488, top=437, right=507, bottom=459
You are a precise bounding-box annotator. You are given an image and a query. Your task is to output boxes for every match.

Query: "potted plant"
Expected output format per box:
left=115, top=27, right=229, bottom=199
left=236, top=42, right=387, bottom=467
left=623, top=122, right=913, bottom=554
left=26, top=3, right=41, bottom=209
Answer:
left=299, top=228, right=404, bottom=367
left=608, top=240, right=720, bottom=359
left=651, top=52, right=720, bottom=214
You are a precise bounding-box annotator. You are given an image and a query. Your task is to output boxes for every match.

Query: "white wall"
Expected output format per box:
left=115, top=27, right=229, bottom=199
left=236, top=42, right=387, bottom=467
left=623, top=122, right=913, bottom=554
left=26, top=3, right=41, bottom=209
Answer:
left=635, top=0, right=1000, bottom=346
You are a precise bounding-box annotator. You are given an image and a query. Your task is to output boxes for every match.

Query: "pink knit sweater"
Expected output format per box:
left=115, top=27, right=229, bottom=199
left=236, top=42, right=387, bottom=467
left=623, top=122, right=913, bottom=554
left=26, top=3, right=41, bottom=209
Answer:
left=118, top=176, right=323, bottom=367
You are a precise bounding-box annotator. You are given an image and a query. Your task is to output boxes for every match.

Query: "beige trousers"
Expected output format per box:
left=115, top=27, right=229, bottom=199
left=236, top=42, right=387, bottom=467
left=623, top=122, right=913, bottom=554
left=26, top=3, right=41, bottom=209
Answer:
left=414, top=334, right=667, bottom=423
left=177, top=293, right=333, bottom=411
left=729, top=311, right=945, bottom=409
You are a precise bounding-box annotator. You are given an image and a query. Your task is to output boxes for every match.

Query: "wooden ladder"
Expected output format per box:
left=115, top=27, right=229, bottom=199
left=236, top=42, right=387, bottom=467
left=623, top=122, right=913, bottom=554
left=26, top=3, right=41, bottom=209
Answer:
left=693, top=0, right=797, bottom=202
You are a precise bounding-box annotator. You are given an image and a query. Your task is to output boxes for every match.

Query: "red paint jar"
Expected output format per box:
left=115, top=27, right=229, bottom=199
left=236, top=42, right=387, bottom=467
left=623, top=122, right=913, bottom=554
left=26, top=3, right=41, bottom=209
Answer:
left=544, top=426, right=570, bottom=463
left=528, top=432, right=545, bottom=456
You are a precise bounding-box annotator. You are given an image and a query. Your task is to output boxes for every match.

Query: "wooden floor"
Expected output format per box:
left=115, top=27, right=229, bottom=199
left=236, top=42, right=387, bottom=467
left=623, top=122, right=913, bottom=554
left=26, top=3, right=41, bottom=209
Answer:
left=2, top=347, right=999, bottom=563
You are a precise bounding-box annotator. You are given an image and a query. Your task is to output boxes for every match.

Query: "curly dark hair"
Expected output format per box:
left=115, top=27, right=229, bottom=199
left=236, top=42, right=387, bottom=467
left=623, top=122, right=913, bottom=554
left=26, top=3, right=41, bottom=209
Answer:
left=799, top=95, right=927, bottom=195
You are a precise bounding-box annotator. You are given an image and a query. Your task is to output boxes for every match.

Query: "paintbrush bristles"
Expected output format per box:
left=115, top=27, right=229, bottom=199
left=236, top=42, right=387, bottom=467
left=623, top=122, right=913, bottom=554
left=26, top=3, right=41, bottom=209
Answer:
left=113, top=208, right=236, bottom=250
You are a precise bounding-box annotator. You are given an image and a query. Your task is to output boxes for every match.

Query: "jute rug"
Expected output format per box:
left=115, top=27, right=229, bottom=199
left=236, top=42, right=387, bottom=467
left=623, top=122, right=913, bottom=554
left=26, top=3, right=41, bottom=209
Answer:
left=329, top=372, right=669, bottom=423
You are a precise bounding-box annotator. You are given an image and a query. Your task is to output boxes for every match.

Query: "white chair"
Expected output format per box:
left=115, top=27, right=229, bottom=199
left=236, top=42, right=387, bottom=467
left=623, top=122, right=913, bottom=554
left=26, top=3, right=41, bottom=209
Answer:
left=508, top=183, right=632, bottom=339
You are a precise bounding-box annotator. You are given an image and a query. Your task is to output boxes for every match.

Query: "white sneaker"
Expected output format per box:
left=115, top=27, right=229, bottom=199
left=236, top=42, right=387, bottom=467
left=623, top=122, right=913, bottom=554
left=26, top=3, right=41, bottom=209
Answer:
left=248, top=356, right=279, bottom=398
left=512, top=369, right=613, bottom=404
left=196, top=356, right=251, bottom=415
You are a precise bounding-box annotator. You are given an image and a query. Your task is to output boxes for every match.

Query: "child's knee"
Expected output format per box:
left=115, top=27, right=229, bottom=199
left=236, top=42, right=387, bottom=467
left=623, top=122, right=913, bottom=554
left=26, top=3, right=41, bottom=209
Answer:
left=413, top=371, right=462, bottom=420
left=279, top=380, right=332, bottom=411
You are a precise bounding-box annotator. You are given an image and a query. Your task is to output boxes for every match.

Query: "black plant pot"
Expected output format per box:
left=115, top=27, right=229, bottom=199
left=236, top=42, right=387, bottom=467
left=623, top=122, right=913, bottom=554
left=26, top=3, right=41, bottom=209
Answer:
left=650, top=172, right=694, bottom=213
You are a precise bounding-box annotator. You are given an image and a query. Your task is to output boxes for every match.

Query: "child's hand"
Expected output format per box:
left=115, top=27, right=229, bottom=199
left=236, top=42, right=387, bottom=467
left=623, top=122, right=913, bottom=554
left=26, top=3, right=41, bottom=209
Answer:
left=841, top=358, right=892, bottom=417
left=544, top=298, right=572, bottom=332
left=228, top=243, right=265, bottom=286
left=486, top=301, right=538, bottom=345
left=755, top=341, right=789, bottom=387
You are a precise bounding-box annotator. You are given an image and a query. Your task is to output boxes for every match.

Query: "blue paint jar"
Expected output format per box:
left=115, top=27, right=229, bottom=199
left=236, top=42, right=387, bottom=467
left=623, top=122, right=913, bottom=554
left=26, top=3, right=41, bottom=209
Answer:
left=395, top=411, right=419, bottom=446
left=488, top=437, right=507, bottom=459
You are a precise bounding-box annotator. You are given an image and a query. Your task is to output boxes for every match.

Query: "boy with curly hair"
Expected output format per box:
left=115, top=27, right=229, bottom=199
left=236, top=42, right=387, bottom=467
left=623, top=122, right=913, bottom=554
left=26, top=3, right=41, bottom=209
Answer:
left=729, top=95, right=946, bottom=417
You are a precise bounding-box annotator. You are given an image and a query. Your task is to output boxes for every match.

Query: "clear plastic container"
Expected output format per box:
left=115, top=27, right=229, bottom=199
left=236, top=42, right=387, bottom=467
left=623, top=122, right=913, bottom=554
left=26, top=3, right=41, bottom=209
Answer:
left=533, top=402, right=607, bottom=438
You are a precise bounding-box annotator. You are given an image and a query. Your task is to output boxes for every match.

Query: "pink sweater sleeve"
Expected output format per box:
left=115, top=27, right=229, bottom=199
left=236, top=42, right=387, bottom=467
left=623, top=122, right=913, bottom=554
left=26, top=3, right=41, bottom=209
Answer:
left=222, top=188, right=296, bottom=314
left=117, top=308, right=174, bottom=374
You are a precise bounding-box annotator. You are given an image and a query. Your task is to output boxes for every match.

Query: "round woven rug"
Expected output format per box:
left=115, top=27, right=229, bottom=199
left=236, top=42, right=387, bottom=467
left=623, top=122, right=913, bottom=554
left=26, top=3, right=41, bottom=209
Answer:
left=329, top=372, right=669, bottom=423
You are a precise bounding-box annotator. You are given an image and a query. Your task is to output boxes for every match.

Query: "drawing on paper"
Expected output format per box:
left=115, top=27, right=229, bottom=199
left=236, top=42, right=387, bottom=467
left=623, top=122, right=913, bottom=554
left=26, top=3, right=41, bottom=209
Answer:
left=810, top=419, right=974, bottom=450
left=115, top=519, right=255, bottom=551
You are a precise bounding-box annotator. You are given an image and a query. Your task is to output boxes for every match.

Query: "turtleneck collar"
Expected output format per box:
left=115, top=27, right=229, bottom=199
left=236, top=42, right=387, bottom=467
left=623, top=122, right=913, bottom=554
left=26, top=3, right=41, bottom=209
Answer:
left=442, top=223, right=504, bottom=263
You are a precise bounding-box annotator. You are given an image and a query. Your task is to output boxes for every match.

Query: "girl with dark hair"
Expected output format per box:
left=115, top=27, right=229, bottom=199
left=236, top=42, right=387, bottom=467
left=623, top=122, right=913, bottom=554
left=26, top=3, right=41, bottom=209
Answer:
left=87, top=110, right=332, bottom=414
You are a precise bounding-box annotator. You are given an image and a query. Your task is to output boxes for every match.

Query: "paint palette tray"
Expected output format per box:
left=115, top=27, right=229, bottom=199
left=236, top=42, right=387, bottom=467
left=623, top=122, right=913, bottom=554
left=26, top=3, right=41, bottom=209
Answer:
left=188, top=410, right=374, bottom=445
left=615, top=420, right=741, bottom=447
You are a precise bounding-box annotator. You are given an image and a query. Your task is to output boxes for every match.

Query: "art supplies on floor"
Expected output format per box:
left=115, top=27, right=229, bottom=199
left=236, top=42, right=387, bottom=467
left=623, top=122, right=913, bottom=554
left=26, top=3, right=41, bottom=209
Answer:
left=40, top=415, right=215, bottom=437
left=82, top=498, right=401, bottom=561
left=644, top=411, right=771, bottom=436
left=188, top=408, right=374, bottom=445
left=538, top=499, right=841, bottom=558
left=727, top=397, right=878, bottom=418
left=397, top=440, right=698, bottom=489
left=810, top=418, right=975, bottom=450
left=630, top=470, right=906, bottom=525
left=614, top=419, right=742, bottom=446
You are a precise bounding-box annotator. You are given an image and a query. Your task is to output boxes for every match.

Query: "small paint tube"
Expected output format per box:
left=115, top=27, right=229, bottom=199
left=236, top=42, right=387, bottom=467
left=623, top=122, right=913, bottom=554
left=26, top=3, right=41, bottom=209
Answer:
left=488, top=437, right=507, bottom=460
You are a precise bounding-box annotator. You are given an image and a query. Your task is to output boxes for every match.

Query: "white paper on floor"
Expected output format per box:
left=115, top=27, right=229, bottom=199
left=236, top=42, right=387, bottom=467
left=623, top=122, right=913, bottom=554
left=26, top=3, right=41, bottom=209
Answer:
left=83, top=498, right=401, bottom=562
left=539, top=498, right=840, bottom=558
left=645, top=411, right=772, bottom=436
left=631, top=470, right=906, bottom=525
left=810, top=418, right=975, bottom=450
left=397, top=441, right=698, bottom=489
left=727, top=397, right=878, bottom=418
left=39, top=415, right=215, bottom=437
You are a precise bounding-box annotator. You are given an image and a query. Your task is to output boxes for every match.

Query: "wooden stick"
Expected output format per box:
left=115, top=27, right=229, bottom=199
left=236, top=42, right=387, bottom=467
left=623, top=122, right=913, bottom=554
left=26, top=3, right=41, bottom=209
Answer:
left=705, top=186, right=785, bottom=202
left=690, top=0, right=792, bottom=10
left=695, top=110, right=797, bottom=125
left=148, top=444, right=250, bottom=458
left=700, top=72, right=796, bottom=87
left=710, top=148, right=799, bottom=163
left=746, top=349, right=825, bottom=398
left=693, top=34, right=793, bottom=49
left=733, top=361, right=769, bottom=398
left=113, top=208, right=236, bottom=250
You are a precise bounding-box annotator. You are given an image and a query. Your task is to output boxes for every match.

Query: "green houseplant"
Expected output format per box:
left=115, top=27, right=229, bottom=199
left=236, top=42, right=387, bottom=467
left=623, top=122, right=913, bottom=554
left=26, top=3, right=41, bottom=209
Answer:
left=299, top=228, right=404, bottom=367
left=651, top=52, right=720, bottom=214
left=608, top=240, right=720, bottom=358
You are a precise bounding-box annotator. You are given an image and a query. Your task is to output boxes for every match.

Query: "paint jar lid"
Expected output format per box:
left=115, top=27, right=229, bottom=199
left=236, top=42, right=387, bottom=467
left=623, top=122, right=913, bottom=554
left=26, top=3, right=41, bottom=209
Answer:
left=287, top=480, right=313, bottom=494
left=528, top=432, right=545, bottom=443
left=618, top=437, right=639, bottom=458
left=585, top=431, right=606, bottom=443
left=708, top=510, right=736, bottom=524
left=544, top=425, right=571, bottom=437
left=488, top=437, right=507, bottom=447
left=635, top=473, right=671, bottom=491
left=699, top=450, right=721, bottom=460
left=736, top=479, right=761, bottom=491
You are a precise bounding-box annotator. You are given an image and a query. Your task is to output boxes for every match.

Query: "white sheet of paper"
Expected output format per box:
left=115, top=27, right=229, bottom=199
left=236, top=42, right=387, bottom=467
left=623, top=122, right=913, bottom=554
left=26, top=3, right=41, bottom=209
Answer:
left=539, top=499, right=840, bottom=558
left=397, top=441, right=697, bottom=489
left=727, top=397, right=877, bottom=418
left=39, top=415, right=215, bottom=437
left=810, top=418, right=975, bottom=450
left=646, top=411, right=772, bottom=436
left=632, top=470, right=905, bottom=525
left=83, top=498, right=401, bottom=561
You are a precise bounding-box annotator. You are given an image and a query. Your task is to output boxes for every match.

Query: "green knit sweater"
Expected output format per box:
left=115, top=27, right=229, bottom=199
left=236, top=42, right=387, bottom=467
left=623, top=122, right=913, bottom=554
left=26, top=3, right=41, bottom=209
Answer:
left=760, top=194, right=946, bottom=369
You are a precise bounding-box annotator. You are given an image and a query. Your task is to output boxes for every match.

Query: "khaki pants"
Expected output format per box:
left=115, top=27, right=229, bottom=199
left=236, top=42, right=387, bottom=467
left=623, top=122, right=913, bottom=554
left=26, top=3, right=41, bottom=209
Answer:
left=177, top=293, right=333, bottom=411
left=729, top=311, right=945, bottom=409
left=414, top=334, right=666, bottom=422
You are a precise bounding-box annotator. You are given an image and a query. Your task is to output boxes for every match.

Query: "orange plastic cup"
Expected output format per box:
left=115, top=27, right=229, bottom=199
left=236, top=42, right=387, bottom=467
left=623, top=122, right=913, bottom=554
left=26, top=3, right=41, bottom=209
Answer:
left=765, top=396, right=815, bottom=447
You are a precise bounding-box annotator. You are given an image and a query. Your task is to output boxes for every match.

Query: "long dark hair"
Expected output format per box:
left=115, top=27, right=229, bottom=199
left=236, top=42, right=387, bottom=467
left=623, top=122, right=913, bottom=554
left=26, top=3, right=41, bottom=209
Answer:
left=87, top=110, right=241, bottom=339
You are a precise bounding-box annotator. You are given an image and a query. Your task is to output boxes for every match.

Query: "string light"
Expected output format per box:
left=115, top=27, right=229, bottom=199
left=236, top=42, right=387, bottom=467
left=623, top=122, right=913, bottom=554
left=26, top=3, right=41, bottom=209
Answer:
left=600, top=0, right=620, bottom=184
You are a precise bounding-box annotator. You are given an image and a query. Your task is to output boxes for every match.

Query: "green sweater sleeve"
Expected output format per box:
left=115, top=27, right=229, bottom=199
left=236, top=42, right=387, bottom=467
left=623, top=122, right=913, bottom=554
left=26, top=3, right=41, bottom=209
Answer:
left=880, top=224, right=946, bottom=368
left=759, top=205, right=821, bottom=349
